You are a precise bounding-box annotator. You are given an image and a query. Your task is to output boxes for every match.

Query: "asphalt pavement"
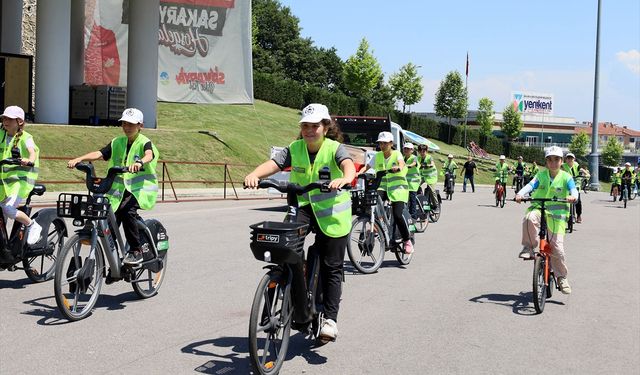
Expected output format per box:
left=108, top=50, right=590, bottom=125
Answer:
left=1, top=187, right=638, bottom=374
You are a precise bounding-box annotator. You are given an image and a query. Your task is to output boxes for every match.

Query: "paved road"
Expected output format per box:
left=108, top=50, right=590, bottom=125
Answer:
left=1, top=188, right=638, bottom=374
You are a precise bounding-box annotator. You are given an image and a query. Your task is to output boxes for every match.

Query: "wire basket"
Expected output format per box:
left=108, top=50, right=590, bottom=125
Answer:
left=351, top=190, right=378, bottom=215
left=57, top=193, right=110, bottom=220
left=249, top=221, right=308, bottom=264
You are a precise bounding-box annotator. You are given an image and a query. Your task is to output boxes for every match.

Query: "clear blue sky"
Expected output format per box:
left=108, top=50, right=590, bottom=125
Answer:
left=278, top=0, right=640, bottom=130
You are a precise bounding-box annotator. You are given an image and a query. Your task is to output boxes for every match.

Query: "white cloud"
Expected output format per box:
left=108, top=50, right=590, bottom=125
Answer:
left=616, top=49, right=640, bottom=75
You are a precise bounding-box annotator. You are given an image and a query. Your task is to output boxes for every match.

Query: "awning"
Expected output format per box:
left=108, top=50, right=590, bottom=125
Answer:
left=403, top=130, right=441, bottom=151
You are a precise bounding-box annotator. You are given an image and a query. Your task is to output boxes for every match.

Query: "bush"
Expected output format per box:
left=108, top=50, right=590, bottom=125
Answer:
left=254, top=72, right=304, bottom=109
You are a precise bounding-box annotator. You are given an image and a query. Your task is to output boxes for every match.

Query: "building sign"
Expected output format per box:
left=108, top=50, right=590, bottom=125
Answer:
left=84, top=0, right=253, bottom=104
left=511, top=91, right=553, bottom=115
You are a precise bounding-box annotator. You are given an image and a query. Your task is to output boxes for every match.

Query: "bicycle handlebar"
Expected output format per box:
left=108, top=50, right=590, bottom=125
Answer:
left=251, top=178, right=351, bottom=195
left=0, top=158, right=34, bottom=167
left=75, top=158, right=144, bottom=194
left=516, top=197, right=569, bottom=203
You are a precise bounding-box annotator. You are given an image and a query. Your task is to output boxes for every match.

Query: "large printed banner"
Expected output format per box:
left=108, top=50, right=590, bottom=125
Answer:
left=84, top=0, right=253, bottom=104
left=511, top=91, right=554, bottom=116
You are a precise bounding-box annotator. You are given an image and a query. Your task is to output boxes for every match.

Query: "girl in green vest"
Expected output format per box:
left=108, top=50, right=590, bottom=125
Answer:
left=402, top=143, right=420, bottom=219
left=0, top=106, right=42, bottom=245
left=562, top=153, right=582, bottom=223
left=358, top=131, right=413, bottom=254
left=68, top=108, right=159, bottom=266
left=515, top=146, right=578, bottom=294
left=245, top=103, right=355, bottom=343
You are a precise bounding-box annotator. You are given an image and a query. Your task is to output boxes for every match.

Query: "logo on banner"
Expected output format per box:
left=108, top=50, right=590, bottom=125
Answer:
left=159, top=1, right=235, bottom=57
left=511, top=91, right=553, bottom=115
left=159, top=72, right=170, bottom=86
left=175, top=66, right=226, bottom=94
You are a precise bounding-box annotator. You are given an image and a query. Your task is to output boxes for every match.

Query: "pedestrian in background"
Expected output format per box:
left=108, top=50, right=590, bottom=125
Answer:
left=461, top=155, right=478, bottom=192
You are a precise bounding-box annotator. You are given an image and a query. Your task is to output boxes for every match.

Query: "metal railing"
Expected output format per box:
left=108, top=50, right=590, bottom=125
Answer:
left=37, top=156, right=254, bottom=202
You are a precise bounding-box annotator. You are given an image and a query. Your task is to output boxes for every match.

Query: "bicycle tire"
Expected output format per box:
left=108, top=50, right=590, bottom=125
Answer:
left=23, top=218, right=66, bottom=283
left=54, top=235, right=104, bottom=321
left=132, top=252, right=168, bottom=299
left=414, top=197, right=428, bottom=233
left=347, top=217, right=385, bottom=274
left=395, top=239, right=413, bottom=265
left=428, top=192, right=441, bottom=223
left=567, top=205, right=575, bottom=233
left=248, top=272, right=292, bottom=375
left=532, top=255, right=547, bottom=314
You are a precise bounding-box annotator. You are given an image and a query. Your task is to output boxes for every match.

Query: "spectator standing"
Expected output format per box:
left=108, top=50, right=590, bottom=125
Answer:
left=460, top=155, right=478, bottom=192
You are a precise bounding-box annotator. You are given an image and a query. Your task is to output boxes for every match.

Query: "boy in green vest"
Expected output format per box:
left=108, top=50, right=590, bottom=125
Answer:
left=402, top=143, right=420, bottom=218
left=68, top=108, right=159, bottom=266
left=245, top=103, right=355, bottom=342
left=515, top=146, right=578, bottom=294
left=0, top=106, right=42, bottom=245
left=562, top=152, right=583, bottom=223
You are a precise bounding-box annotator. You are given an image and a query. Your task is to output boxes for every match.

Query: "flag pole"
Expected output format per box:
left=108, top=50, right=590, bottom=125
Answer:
left=463, top=52, right=469, bottom=154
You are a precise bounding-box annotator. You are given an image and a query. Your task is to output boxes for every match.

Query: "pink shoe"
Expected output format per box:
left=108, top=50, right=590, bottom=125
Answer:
left=404, top=240, right=414, bottom=254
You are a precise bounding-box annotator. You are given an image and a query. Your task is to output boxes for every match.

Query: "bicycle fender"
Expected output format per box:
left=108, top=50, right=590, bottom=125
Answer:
left=29, top=208, right=68, bottom=249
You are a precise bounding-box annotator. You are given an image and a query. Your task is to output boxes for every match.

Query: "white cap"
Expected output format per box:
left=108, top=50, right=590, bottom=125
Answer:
left=119, top=108, right=144, bottom=124
left=403, top=143, right=414, bottom=149
left=565, top=152, right=575, bottom=159
left=625, top=162, right=631, bottom=166
left=518, top=156, right=523, bottom=160
left=545, top=146, right=563, bottom=158
left=1, top=106, right=25, bottom=120
left=376, top=131, right=394, bottom=143
left=499, top=155, right=506, bottom=160
left=447, top=154, right=453, bottom=158
left=299, top=103, right=331, bottom=123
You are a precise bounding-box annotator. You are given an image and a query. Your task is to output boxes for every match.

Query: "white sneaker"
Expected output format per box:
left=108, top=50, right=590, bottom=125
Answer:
left=518, top=247, right=533, bottom=260
left=27, top=221, right=43, bottom=245
left=557, top=277, right=572, bottom=295
left=319, top=319, right=338, bottom=341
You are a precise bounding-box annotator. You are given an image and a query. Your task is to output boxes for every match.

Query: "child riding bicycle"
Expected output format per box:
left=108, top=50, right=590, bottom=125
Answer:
left=619, top=162, right=635, bottom=201
left=402, top=143, right=421, bottom=219
left=67, top=108, right=159, bottom=266
left=562, top=152, right=583, bottom=223
left=494, top=155, right=510, bottom=194
left=442, top=154, right=458, bottom=191
left=0, top=106, right=42, bottom=245
left=245, top=103, right=355, bottom=342
left=515, top=146, right=578, bottom=295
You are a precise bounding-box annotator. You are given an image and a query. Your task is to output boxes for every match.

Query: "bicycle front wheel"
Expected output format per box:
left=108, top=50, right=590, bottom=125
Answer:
left=395, top=240, right=413, bottom=265
left=23, top=218, right=66, bottom=283
left=532, top=255, right=547, bottom=314
left=54, top=235, right=104, bottom=321
left=249, top=272, right=292, bottom=375
left=414, top=198, right=428, bottom=233
left=428, top=192, right=441, bottom=223
left=347, top=217, right=385, bottom=274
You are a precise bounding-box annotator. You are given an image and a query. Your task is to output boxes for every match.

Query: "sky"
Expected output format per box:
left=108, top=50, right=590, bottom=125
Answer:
left=278, top=0, right=640, bottom=130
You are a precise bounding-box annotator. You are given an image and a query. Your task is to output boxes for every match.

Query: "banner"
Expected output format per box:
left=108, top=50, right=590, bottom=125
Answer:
left=84, top=0, right=253, bottom=104
left=511, top=91, right=554, bottom=116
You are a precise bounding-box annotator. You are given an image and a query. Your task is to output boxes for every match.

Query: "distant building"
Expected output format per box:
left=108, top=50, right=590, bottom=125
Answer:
left=578, top=122, right=640, bottom=151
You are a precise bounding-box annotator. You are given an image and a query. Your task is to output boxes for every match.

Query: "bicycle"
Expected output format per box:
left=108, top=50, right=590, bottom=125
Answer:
left=514, top=175, right=524, bottom=194
left=494, top=181, right=506, bottom=208
left=567, top=201, right=576, bottom=233
left=621, top=178, right=632, bottom=209
left=518, top=197, right=568, bottom=314
left=0, top=158, right=68, bottom=282
left=53, top=162, right=169, bottom=321
left=415, top=183, right=442, bottom=228
left=347, top=170, right=415, bottom=274
left=443, top=171, right=455, bottom=200
left=247, top=178, right=348, bottom=374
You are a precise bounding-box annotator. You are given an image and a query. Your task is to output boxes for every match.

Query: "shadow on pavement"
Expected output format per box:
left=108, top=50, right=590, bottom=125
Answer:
left=182, top=334, right=327, bottom=374
left=469, top=291, right=565, bottom=316
left=477, top=204, right=500, bottom=208
left=0, top=276, right=33, bottom=289
left=21, top=291, right=141, bottom=325
left=251, top=205, right=288, bottom=213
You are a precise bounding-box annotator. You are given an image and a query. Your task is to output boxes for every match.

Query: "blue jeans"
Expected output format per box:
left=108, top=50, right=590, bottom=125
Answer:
left=408, top=191, right=418, bottom=217
left=463, top=175, right=475, bottom=192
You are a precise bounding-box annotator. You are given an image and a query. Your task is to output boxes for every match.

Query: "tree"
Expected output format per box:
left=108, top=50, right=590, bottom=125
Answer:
left=389, top=63, right=424, bottom=113
left=477, top=97, right=495, bottom=137
left=501, top=103, right=523, bottom=140
left=343, top=38, right=383, bottom=104
left=601, top=137, right=624, bottom=167
left=569, top=131, right=590, bottom=160
left=434, top=71, right=467, bottom=142
left=371, top=75, right=395, bottom=110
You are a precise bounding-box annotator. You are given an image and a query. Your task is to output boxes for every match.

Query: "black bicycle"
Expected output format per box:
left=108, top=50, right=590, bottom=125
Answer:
left=247, top=178, right=348, bottom=374
left=514, top=175, right=524, bottom=194
left=416, top=183, right=442, bottom=227
left=53, top=162, right=169, bottom=321
left=443, top=171, right=455, bottom=200
left=0, top=158, right=67, bottom=282
left=347, top=171, right=415, bottom=274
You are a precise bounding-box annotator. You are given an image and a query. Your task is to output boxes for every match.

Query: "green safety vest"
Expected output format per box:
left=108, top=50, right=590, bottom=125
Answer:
left=562, top=162, right=582, bottom=189
left=375, top=150, right=408, bottom=203
left=495, top=162, right=510, bottom=183
left=404, top=154, right=421, bottom=192
left=418, top=154, right=437, bottom=185
left=0, top=130, right=39, bottom=200
left=529, top=170, right=572, bottom=234
left=611, top=172, right=621, bottom=185
left=107, top=134, right=159, bottom=211
left=443, top=160, right=457, bottom=174
left=289, top=138, right=351, bottom=238
left=528, top=165, right=539, bottom=177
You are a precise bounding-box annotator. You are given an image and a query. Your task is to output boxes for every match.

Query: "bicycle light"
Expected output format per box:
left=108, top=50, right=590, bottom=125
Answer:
left=264, top=251, right=271, bottom=262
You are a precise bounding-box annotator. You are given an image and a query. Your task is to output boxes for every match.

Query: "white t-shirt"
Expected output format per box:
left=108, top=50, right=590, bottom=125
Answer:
left=5, top=135, right=35, bottom=149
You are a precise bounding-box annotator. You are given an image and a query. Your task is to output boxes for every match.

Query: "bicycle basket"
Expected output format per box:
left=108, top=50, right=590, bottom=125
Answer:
left=57, top=193, right=109, bottom=220
left=249, top=221, right=308, bottom=264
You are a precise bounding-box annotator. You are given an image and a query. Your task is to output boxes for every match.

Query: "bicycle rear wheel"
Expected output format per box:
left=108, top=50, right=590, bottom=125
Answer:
left=414, top=197, right=428, bottom=233
left=347, top=217, right=385, bottom=274
left=23, top=218, right=66, bottom=283
left=249, top=272, right=292, bottom=375
left=54, top=235, right=104, bottom=321
left=395, top=240, right=413, bottom=265
left=532, top=255, right=547, bottom=314
left=428, top=192, right=441, bottom=223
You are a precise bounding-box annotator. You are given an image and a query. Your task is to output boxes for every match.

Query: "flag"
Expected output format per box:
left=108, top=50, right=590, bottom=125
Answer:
left=465, top=52, right=469, bottom=77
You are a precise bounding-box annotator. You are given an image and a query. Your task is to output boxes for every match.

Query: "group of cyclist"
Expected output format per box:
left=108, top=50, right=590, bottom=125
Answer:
left=610, top=162, right=638, bottom=201
left=1, top=105, right=160, bottom=269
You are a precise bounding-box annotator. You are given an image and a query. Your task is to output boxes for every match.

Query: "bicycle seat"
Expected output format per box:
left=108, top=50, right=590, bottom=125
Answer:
left=30, top=184, right=46, bottom=196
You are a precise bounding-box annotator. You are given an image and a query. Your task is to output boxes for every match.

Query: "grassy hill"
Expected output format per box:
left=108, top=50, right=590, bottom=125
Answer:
left=27, top=100, right=576, bottom=191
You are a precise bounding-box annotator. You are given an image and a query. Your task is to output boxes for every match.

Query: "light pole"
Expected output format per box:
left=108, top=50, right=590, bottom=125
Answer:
left=589, top=0, right=602, bottom=190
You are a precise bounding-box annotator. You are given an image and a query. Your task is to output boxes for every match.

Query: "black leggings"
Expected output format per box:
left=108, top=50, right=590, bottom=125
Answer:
left=377, top=191, right=411, bottom=241
left=297, top=206, right=347, bottom=322
left=115, top=190, right=142, bottom=252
